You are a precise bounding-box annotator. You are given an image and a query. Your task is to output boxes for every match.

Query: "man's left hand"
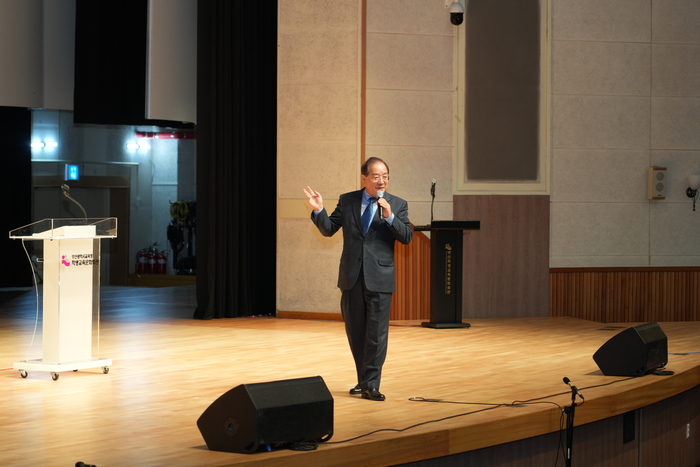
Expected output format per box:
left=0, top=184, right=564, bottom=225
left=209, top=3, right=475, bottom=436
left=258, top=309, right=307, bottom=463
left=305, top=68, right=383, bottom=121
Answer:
left=377, top=198, right=391, bottom=219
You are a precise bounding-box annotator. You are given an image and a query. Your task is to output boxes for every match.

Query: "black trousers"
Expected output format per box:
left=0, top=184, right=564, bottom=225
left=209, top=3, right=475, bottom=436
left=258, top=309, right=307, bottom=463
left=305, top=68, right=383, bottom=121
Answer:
left=340, top=268, right=392, bottom=390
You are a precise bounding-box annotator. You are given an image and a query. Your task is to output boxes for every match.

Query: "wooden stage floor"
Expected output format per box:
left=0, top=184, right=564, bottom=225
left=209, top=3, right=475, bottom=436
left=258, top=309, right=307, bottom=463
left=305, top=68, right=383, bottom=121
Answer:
left=1, top=286, right=699, bottom=467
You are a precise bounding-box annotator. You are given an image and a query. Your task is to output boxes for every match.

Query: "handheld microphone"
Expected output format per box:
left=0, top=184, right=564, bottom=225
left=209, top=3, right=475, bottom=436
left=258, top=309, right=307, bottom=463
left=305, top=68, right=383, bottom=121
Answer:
left=563, top=377, right=584, bottom=400
left=376, top=190, right=384, bottom=220
left=61, top=184, right=88, bottom=219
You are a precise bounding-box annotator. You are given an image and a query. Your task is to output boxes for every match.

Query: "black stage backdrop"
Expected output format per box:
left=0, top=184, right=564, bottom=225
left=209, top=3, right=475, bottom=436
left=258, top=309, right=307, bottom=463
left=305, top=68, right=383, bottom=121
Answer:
left=194, top=1, right=278, bottom=319
left=0, top=107, right=33, bottom=287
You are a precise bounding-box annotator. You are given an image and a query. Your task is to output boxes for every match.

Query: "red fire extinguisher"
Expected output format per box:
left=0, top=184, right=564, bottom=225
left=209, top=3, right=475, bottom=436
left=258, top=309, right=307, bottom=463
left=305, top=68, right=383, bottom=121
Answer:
left=148, top=249, right=157, bottom=274
left=156, top=251, right=167, bottom=275
left=137, top=250, right=148, bottom=274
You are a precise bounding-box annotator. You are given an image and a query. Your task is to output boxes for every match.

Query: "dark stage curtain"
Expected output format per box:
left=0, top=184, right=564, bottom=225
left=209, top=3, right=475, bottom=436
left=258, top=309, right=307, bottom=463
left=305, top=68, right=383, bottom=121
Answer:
left=194, top=1, right=278, bottom=319
left=0, top=107, right=32, bottom=287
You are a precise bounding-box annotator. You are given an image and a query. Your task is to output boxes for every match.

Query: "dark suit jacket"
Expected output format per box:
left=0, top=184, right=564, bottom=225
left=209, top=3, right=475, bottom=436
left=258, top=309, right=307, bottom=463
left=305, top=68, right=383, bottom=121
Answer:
left=312, top=189, right=412, bottom=293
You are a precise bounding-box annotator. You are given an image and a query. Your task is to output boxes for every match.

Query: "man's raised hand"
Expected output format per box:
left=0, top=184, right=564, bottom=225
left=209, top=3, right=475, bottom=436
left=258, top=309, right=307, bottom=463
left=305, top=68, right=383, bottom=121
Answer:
left=303, top=186, right=323, bottom=211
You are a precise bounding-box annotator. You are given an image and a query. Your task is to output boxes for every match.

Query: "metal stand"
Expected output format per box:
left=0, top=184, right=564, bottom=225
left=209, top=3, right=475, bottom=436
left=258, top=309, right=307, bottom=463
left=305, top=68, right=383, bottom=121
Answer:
left=564, top=388, right=578, bottom=467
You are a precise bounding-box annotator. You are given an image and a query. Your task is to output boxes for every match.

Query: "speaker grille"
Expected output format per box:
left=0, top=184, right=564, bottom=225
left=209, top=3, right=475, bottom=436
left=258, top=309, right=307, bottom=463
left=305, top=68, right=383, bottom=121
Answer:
left=647, top=167, right=667, bottom=199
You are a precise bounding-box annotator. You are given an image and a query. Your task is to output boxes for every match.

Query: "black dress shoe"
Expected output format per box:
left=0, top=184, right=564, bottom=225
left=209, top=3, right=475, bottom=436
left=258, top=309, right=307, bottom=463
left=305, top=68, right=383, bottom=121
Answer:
left=349, top=385, right=362, bottom=395
left=361, top=388, right=385, bottom=401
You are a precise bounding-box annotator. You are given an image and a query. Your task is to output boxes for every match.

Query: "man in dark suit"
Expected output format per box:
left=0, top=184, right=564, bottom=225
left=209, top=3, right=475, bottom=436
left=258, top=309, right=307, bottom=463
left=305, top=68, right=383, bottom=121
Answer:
left=304, top=157, right=412, bottom=401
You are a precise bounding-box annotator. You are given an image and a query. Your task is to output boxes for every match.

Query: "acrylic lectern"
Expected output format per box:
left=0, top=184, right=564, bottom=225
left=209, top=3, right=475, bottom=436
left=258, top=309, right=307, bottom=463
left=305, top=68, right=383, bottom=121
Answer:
left=9, top=218, right=117, bottom=380
left=414, top=220, right=480, bottom=328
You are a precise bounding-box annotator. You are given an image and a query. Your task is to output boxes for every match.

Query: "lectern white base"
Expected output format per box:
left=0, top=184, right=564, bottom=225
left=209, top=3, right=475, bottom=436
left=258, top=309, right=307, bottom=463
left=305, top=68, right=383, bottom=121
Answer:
left=14, top=358, right=112, bottom=381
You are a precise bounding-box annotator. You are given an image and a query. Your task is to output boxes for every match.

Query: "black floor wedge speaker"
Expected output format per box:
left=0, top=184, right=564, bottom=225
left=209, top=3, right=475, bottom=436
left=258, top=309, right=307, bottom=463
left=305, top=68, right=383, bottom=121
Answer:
left=197, top=376, right=333, bottom=454
left=592, top=322, right=668, bottom=377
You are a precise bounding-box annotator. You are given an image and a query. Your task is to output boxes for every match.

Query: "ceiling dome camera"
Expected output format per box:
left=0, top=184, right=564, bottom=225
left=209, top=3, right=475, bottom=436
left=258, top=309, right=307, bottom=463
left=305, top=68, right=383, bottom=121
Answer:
left=449, top=0, right=464, bottom=26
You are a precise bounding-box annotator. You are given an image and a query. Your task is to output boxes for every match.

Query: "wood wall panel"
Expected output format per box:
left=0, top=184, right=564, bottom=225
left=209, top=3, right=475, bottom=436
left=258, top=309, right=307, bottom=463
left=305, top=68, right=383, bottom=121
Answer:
left=454, top=195, right=550, bottom=318
left=403, top=386, right=700, bottom=467
left=550, top=268, right=700, bottom=323
left=640, top=384, right=700, bottom=467
left=391, top=229, right=430, bottom=320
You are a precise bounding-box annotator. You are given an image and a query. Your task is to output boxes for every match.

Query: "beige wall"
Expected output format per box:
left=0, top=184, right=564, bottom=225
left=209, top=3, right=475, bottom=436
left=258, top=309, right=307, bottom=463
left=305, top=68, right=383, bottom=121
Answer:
left=277, top=0, right=456, bottom=313
left=277, top=0, right=700, bottom=314
left=365, top=1, right=455, bottom=226
left=277, top=0, right=360, bottom=313
left=550, top=0, right=700, bottom=267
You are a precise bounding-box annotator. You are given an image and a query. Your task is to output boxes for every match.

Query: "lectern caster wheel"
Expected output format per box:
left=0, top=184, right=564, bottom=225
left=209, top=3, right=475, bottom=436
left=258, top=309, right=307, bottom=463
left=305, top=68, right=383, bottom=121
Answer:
left=103, top=367, right=109, bottom=374
left=51, top=372, right=59, bottom=381
left=19, top=370, right=27, bottom=378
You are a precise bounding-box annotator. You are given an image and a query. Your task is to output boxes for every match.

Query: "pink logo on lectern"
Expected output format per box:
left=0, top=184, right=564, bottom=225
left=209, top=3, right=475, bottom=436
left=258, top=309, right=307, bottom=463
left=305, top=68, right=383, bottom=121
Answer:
left=58, top=253, right=97, bottom=267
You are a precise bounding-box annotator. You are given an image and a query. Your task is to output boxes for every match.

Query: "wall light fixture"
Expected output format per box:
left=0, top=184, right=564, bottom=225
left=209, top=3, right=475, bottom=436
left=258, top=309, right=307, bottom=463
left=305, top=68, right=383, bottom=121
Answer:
left=686, top=174, right=700, bottom=211
left=126, top=142, right=152, bottom=151
left=30, top=141, right=59, bottom=149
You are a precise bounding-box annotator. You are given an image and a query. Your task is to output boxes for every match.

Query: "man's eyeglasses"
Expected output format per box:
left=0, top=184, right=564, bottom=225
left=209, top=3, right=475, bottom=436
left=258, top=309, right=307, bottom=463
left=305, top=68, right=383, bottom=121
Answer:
left=370, top=174, right=390, bottom=182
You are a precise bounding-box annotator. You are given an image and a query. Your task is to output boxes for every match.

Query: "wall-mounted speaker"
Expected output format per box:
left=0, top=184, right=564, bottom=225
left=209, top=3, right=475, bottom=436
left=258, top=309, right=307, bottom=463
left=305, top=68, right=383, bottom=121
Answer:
left=197, top=376, right=333, bottom=454
left=592, top=322, right=668, bottom=377
left=647, top=167, right=667, bottom=200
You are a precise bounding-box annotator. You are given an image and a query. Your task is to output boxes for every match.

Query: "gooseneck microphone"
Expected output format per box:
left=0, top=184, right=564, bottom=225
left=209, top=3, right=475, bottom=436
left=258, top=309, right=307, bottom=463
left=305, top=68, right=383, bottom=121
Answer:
left=376, top=190, right=384, bottom=220
left=430, top=179, right=436, bottom=223
left=61, top=184, right=88, bottom=219
left=563, top=377, right=584, bottom=400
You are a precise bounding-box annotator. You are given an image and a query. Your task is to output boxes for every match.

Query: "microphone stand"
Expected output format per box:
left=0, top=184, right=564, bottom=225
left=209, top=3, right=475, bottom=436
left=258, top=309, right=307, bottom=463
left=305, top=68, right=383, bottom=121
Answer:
left=61, top=184, right=88, bottom=220
left=564, top=387, right=578, bottom=467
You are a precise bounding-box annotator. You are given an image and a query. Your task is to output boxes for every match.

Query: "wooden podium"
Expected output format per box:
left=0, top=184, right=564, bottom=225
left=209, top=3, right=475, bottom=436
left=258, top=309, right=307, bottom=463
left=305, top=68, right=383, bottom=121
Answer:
left=414, top=220, right=480, bottom=328
left=9, top=218, right=117, bottom=380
